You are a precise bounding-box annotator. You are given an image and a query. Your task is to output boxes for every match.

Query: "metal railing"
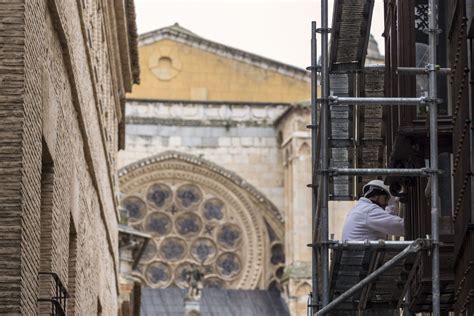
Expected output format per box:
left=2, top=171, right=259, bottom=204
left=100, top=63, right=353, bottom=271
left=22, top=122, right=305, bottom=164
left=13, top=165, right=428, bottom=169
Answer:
left=38, top=272, right=69, bottom=316
left=308, top=0, right=442, bottom=315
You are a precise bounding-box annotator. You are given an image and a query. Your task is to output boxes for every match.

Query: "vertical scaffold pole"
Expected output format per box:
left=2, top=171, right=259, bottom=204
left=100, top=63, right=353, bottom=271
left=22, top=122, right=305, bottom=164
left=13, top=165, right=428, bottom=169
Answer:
left=320, top=0, right=330, bottom=308
left=310, top=20, right=319, bottom=314
left=428, top=0, right=440, bottom=315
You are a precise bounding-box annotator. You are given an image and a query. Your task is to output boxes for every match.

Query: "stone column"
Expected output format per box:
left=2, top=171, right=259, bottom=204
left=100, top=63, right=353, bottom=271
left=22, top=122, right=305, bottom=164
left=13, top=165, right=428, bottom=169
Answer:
left=277, top=107, right=313, bottom=315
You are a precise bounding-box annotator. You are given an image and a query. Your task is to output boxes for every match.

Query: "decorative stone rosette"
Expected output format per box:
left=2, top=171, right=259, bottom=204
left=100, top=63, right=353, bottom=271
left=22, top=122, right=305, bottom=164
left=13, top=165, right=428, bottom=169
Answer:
left=119, top=152, right=286, bottom=290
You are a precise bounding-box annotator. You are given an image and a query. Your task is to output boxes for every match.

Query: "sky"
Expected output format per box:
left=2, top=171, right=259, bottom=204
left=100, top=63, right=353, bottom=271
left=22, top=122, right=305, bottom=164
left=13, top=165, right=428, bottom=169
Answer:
left=134, top=0, right=385, bottom=69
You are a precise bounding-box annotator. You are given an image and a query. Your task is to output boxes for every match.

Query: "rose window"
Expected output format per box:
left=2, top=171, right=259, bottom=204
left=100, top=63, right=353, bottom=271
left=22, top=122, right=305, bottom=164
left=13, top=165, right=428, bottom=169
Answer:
left=121, top=182, right=245, bottom=288
left=145, top=261, right=172, bottom=287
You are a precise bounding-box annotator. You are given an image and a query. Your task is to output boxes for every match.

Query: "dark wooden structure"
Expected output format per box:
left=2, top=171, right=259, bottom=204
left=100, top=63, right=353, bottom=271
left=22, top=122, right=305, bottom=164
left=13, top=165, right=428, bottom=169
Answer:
left=329, top=247, right=417, bottom=313
left=323, top=0, right=474, bottom=313
left=330, top=0, right=376, bottom=72
left=383, top=0, right=474, bottom=313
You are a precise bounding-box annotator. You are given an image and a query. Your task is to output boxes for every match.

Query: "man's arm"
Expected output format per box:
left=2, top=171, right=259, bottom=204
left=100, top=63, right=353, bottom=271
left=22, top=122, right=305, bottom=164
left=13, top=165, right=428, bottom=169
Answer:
left=366, top=206, right=404, bottom=236
left=385, top=196, right=400, bottom=215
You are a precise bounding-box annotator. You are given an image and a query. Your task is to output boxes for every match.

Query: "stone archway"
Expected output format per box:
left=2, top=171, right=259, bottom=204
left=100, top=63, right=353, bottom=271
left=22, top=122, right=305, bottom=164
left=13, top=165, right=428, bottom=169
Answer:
left=118, top=151, right=285, bottom=290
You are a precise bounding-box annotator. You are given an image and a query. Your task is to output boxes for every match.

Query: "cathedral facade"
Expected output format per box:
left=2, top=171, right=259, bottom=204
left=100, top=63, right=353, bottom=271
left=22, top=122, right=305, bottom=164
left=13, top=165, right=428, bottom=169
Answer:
left=118, top=23, right=384, bottom=315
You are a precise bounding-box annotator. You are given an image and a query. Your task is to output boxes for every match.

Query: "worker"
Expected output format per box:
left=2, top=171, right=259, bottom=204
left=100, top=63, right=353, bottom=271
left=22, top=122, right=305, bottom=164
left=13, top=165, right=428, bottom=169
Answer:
left=342, top=180, right=404, bottom=240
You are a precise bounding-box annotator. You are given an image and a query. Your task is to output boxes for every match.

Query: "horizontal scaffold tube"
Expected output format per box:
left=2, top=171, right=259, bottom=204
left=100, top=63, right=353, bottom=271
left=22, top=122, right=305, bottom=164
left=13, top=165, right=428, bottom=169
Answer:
left=327, top=168, right=436, bottom=176
left=398, top=66, right=451, bottom=75
left=330, top=96, right=426, bottom=105
left=328, top=239, right=428, bottom=250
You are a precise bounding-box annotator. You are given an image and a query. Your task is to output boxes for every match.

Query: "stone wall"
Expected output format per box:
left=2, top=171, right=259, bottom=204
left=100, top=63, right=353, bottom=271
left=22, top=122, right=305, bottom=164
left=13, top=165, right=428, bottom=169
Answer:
left=119, top=100, right=288, bottom=212
left=0, top=0, right=136, bottom=314
left=274, top=106, right=312, bottom=316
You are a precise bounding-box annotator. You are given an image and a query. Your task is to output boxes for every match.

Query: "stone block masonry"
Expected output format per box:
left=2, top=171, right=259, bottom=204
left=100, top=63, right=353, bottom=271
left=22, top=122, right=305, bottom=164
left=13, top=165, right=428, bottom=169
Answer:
left=120, top=101, right=288, bottom=212
left=0, top=0, right=138, bottom=315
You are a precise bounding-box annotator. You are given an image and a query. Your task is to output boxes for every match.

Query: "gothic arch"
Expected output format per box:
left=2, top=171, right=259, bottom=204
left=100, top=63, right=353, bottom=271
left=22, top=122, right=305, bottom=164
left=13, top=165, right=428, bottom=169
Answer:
left=118, top=151, right=285, bottom=290
left=295, top=282, right=311, bottom=296
left=298, top=142, right=310, bottom=156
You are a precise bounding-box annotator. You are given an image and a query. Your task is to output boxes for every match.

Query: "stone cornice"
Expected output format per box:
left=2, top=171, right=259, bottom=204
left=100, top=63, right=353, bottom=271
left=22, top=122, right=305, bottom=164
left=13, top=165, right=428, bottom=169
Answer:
left=118, top=151, right=284, bottom=223
left=139, top=26, right=310, bottom=82
left=126, top=99, right=290, bottom=126
left=273, top=101, right=311, bottom=128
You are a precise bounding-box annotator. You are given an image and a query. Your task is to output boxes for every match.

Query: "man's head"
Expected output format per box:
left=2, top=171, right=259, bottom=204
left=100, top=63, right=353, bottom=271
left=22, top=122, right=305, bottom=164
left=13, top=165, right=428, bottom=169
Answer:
left=363, top=180, right=391, bottom=209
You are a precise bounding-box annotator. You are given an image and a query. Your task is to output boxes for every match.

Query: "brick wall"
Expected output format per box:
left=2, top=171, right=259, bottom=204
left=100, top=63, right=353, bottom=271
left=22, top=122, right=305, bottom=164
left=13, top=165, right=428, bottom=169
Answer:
left=0, top=0, right=29, bottom=314
left=0, top=0, right=136, bottom=314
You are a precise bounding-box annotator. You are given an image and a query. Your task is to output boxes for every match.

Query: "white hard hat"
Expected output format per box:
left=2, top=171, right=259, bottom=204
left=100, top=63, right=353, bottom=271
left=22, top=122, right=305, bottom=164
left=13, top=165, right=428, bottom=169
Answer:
left=362, top=180, right=391, bottom=197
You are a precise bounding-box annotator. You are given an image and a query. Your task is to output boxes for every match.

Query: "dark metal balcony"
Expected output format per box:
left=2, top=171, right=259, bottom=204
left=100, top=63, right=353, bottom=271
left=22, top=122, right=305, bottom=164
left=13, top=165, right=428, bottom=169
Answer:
left=38, top=272, right=69, bottom=316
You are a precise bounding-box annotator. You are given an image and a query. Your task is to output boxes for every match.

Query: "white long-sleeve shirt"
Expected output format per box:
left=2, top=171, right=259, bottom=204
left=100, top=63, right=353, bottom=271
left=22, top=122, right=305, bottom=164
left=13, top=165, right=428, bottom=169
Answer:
left=342, top=197, right=404, bottom=241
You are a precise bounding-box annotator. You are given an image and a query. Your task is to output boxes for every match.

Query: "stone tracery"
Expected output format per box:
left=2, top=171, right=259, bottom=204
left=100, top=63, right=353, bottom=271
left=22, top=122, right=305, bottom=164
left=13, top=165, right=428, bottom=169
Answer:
left=119, top=151, right=286, bottom=290
left=122, top=182, right=247, bottom=288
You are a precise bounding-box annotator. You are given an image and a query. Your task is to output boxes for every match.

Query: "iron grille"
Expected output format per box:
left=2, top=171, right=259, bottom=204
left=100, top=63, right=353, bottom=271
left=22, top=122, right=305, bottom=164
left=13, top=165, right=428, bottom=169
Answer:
left=38, top=272, right=69, bottom=316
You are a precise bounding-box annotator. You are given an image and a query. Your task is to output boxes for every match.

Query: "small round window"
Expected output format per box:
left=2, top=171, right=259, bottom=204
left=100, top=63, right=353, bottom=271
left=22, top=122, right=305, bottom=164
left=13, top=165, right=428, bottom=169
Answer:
left=149, top=54, right=181, bottom=81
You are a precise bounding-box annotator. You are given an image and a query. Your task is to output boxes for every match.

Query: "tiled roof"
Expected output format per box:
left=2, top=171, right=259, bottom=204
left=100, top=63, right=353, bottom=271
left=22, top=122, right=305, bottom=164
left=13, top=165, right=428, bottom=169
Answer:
left=141, top=288, right=290, bottom=316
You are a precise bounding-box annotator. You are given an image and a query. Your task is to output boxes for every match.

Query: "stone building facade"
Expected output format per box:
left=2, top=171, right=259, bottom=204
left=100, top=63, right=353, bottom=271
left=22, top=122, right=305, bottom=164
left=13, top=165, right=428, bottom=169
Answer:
left=118, top=24, right=313, bottom=316
left=118, top=24, right=384, bottom=315
left=0, top=1, right=138, bottom=315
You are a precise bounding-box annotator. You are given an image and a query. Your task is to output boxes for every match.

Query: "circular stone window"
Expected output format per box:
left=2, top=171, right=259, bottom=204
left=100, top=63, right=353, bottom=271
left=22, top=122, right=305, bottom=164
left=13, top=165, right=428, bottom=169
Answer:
left=159, top=237, right=188, bottom=262
left=175, top=212, right=203, bottom=238
left=176, top=184, right=202, bottom=209
left=147, top=183, right=172, bottom=209
left=145, top=261, right=172, bottom=287
left=122, top=196, right=146, bottom=221
left=148, top=51, right=182, bottom=81
left=144, top=212, right=172, bottom=236
left=191, top=238, right=217, bottom=264
left=270, top=243, right=285, bottom=265
left=217, top=224, right=242, bottom=250
left=216, top=252, right=241, bottom=279
left=174, top=262, right=195, bottom=288
left=202, top=198, right=225, bottom=221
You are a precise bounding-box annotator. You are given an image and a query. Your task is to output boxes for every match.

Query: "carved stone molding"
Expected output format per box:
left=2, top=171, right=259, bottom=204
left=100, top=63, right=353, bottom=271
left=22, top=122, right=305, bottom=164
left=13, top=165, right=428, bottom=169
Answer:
left=118, top=151, right=285, bottom=290
left=125, top=100, right=290, bottom=127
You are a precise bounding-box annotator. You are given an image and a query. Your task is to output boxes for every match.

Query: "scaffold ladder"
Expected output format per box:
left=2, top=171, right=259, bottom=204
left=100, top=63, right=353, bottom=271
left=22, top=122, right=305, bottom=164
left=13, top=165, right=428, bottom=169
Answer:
left=308, top=0, right=443, bottom=315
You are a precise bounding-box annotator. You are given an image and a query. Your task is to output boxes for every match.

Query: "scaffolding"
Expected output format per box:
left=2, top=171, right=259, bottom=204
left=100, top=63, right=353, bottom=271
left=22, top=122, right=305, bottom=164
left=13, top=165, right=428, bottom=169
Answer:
left=309, top=0, right=443, bottom=315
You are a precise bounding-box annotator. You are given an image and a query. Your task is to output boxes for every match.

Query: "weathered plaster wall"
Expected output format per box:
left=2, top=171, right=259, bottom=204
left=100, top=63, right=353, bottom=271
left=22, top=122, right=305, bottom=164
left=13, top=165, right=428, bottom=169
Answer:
left=128, top=39, right=310, bottom=102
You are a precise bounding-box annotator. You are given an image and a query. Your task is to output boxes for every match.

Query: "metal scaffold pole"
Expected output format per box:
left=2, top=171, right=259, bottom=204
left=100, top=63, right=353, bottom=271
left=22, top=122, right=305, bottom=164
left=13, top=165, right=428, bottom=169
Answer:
left=319, top=0, right=330, bottom=309
left=310, top=20, right=319, bottom=315
left=310, top=0, right=442, bottom=314
left=428, top=0, right=440, bottom=314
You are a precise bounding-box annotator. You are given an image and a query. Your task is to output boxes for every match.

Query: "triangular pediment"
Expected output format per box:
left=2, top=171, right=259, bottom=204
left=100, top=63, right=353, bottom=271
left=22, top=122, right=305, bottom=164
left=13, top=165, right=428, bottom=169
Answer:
left=129, top=24, right=310, bottom=103
left=139, top=23, right=309, bottom=81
